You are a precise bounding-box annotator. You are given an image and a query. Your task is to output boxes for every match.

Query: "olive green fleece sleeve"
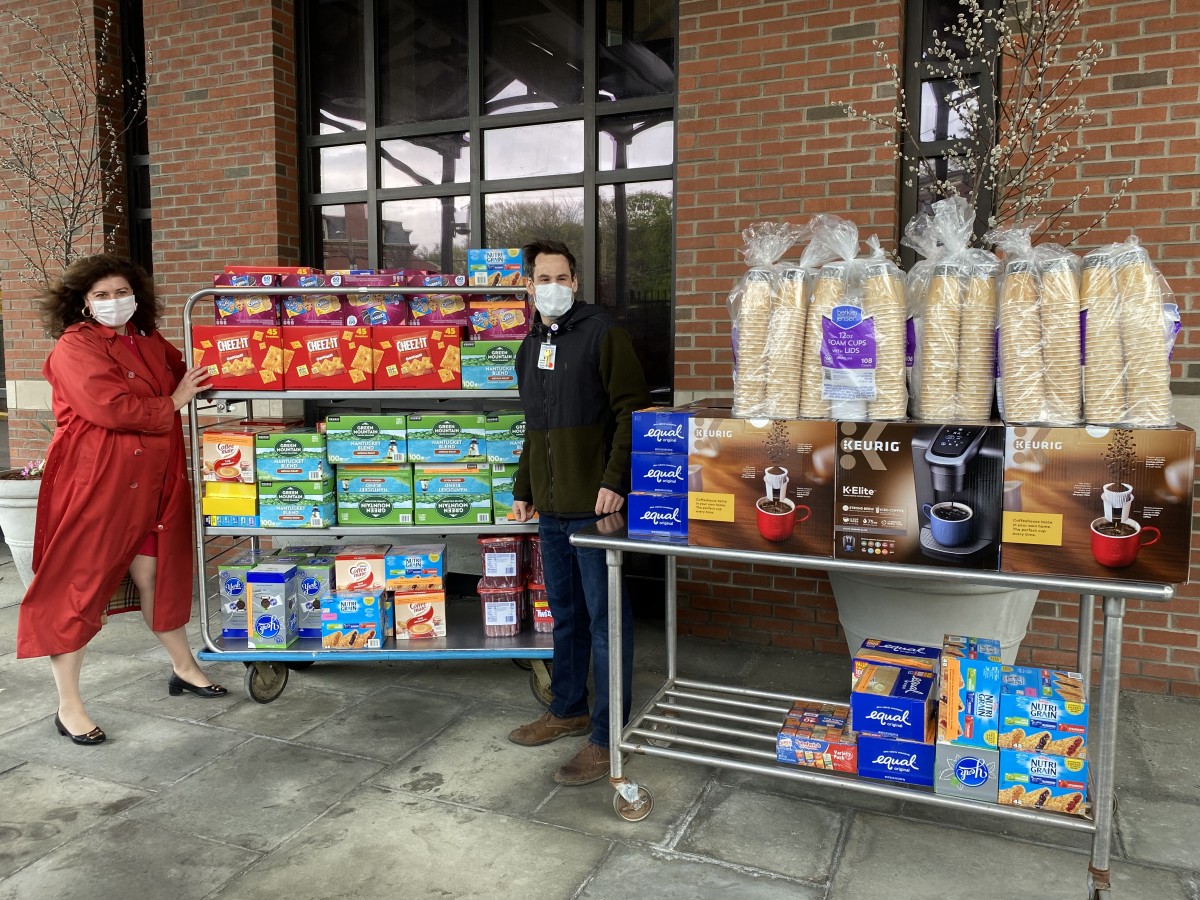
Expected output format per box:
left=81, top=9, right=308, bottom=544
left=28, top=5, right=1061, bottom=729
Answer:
left=598, top=325, right=652, bottom=495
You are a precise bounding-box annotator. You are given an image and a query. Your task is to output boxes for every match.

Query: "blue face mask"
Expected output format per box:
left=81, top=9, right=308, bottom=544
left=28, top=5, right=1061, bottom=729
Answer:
left=534, top=283, right=574, bottom=318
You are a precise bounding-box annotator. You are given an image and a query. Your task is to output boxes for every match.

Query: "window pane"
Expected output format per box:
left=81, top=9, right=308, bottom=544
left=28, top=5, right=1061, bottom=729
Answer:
left=381, top=196, right=470, bottom=273
left=483, top=188, right=584, bottom=253
left=484, top=121, right=584, bottom=180
left=313, top=145, right=368, bottom=193
left=598, top=0, right=675, bottom=101
left=919, top=76, right=978, bottom=142
left=598, top=180, right=672, bottom=393
left=314, top=204, right=369, bottom=270
left=599, top=112, right=673, bottom=170
left=482, top=1, right=584, bottom=115
left=308, top=0, right=365, bottom=134
left=916, top=159, right=971, bottom=215
left=378, top=1, right=469, bottom=124
left=381, top=134, right=470, bottom=188
left=920, top=0, right=969, bottom=61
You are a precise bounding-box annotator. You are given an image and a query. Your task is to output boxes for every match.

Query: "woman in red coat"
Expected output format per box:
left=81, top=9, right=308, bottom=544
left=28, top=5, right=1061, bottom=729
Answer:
left=17, top=255, right=224, bottom=745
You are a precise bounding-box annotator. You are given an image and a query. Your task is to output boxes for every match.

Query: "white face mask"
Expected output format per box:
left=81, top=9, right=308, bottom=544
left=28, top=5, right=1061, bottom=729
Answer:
left=534, top=283, right=574, bottom=319
left=89, top=295, right=138, bottom=328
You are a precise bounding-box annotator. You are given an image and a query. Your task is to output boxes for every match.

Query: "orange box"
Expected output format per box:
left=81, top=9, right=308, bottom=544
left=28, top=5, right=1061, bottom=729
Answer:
left=191, top=325, right=285, bottom=391
left=372, top=326, right=463, bottom=390
left=281, top=326, right=374, bottom=390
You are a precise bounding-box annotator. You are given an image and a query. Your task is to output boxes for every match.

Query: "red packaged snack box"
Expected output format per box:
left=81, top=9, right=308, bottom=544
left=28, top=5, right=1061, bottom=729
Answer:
left=281, top=326, right=374, bottom=390
left=224, top=265, right=319, bottom=275
left=192, top=325, right=285, bottom=391
left=372, top=326, right=462, bottom=390
left=213, top=273, right=281, bottom=326
left=467, top=299, right=530, bottom=339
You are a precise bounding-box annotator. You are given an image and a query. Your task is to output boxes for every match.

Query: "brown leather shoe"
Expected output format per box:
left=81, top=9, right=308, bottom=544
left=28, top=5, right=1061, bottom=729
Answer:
left=553, top=741, right=612, bottom=786
left=508, top=711, right=591, bottom=747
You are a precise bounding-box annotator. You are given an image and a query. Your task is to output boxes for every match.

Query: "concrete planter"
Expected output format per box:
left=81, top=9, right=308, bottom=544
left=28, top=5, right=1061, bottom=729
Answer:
left=0, top=473, right=41, bottom=589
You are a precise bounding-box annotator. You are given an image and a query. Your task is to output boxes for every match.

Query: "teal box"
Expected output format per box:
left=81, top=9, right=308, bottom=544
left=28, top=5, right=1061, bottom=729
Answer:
left=998, top=750, right=1089, bottom=815
left=412, top=463, right=493, bottom=525
left=384, top=543, right=446, bottom=591
left=490, top=463, right=519, bottom=523
left=336, top=464, right=413, bottom=526
left=321, top=590, right=392, bottom=650
left=461, top=340, right=520, bottom=390
left=324, top=414, right=408, bottom=464
left=254, top=429, right=330, bottom=481
left=295, top=556, right=334, bottom=639
left=258, top=479, right=335, bottom=528
left=217, top=550, right=264, bottom=640
left=206, top=515, right=260, bottom=528
left=485, top=410, right=525, bottom=462
left=467, top=247, right=523, bottom=291
left=998, top=666, right=1089, bottom=758
left=405, top=412, right=487, bottom=463
left=246, top=562, right=299, bottom=649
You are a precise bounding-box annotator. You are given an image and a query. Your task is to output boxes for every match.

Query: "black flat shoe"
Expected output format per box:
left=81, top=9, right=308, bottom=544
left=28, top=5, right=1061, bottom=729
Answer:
left=54, top=714, right=106, bottom=745
left=168, top=672, right=228, bottom=698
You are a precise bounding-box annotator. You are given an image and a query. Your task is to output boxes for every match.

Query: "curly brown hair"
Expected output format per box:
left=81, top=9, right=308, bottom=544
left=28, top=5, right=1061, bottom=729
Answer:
left=41, top=255, right=162, bottom=339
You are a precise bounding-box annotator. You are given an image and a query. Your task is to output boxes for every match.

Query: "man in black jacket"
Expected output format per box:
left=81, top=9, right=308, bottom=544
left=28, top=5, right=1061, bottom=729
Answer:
left=507, top=239, right=651, bottom=786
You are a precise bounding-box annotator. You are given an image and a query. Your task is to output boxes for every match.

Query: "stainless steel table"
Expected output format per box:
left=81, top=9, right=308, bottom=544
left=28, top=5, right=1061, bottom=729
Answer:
left=571, top=521, right=1175, bottom=900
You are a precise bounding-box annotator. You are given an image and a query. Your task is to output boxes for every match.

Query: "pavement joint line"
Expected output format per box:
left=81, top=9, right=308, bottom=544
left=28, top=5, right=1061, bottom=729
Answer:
left=660, top=769, right=719, bottom=852
left=566, top=840, right=617, bottom=900
left=644, top=842, right=828, bottom=889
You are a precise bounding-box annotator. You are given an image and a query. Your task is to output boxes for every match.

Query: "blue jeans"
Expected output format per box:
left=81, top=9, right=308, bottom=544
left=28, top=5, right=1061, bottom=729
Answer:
left=539, top=513, right=634, bottom=748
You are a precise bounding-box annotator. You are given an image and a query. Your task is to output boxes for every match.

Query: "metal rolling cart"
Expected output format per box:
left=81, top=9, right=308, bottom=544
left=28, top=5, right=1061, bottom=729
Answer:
left=182, top=283, right=552, bottom=703
left=572, top=523, right=1174, bottom=900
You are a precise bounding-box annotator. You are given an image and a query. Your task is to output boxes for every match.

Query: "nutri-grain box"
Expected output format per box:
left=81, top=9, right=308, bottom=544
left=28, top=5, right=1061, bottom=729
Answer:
left=467, top=248, right=524, bottom=294
left=385, top=544, right=446, bottom=593
left=998, top=666, right=1089, bottom=759
left=321, top=590, right=391, bottom=650
left=372, top=326, right=462, bottom=391
left=938, top=635, right=1004, bottom=750
left=998, top=750, right=1089, bottom=816
left=191, top=325, right=285, bottom=391
left=281, top=326, right=374, bottom=390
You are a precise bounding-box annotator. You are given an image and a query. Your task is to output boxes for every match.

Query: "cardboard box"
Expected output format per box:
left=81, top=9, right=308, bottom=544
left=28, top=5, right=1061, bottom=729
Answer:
left=631, top=452, right=688, bottom=495
left=468, top=247, right=524, bottom=292
left=339, top=274, right=407, bottom=326
left=406, top=291, right=473, bottom=328
left=856, top=732, right=936, bottom=788
left=217, top=551, right=264, bottom=639
left=372, top=325, right=462, bottom=390
left=851, top=664, right=937, bottom=744
left=191, top=325, right=285, bottom=391
left=202, top=422, right=296, bottom=482
left=255, top=429, right=330, bottom=481
left=998, top=750, right=1089, bottom=816
left=335, top=544, right=391, bottom=592
left=461, top=340, right=520, bottom=390
left=687, top=412, right=836, bottom=557
left=632, top=408, right=689, bottom=454
left=281, top=326, right=373, bottom=390
left=335, top=464, right=413, bottom=526
left=406, top=412, right=487, bottom=463
left=627, top=493, right=687, bottom=539
left=834, top=422, right=1006, bottom=570
left=938, top=636, right=1004, bottom=749
left=206, top=514, right=260, bottom=528
left=321, top=590, right=391, bottom=649
left=324, top=414, right=408, bottom=465
left=213, top=273, right=280, bottom=325
left=280, top=274, right=347, bottom=325
left=485, top=411, right=525, bottom=463
left=852, top=637, right=943, bottom=684
left=467, top=300, right=530, bottom=339
left=292, top=555, right=334, bottom=639
left=412, top=463, right=492, bottom=526
left=393, top=590, right=446, bottom=639
left=490, top=463, right=520, bottom=522
left=934, top=742, right=1000, bottom=803
left=202, top=482, right=257, bottom=517
left=998, top=666, right=1089, bottom=759
left=385, top=544, right=446, bottom=592
left=1000, top=425, right=1194, bottom=584
left=246, top=562, right=299, bottom=649
left=258, top=479, right=335, bottom=528
left=776, top=702, right=858, bottom=773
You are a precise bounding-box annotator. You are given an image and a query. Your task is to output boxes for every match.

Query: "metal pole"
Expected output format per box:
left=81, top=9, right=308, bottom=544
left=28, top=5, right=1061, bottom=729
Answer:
left=1077, top=593, right=1096, bottom=683
left=608, top=546, right=625, bottom=781
left=1088, top=594, right=1126, bottom=895
left=666, top=554, right=678, bottom=681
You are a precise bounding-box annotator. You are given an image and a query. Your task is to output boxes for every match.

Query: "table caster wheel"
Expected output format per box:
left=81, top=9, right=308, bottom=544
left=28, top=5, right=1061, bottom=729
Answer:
left=646, top=716, right=677, bottom=748
left=613, top=784, right=653, bottom=822
left=285, top=661, right=315, bottom=670
left=511, top=658, right=533, bottom=671
left=245, top=662, right=288, bottom=703
left=529, top=660, right=553, bottom=709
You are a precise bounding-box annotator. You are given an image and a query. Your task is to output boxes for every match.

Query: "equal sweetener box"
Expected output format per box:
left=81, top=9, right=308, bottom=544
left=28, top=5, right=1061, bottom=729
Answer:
left=852, top=638, right=943, bottom=684
left=938, top=635, right=1004, bottom=749
left=461, top=340, right=520, bottom=390
left=255, top=429, right=330, bottom=481
left=631, top=452, right=688, bottom=495
left=406, top=413, right=488, bottom=463
left=998, top=666, right=1089, bottom=759
left=632, top=408, right=689, bottom=454
left=776, top=702, right=858, bottom=773
left=626, top=493, right=687, bottom=540
left=485, top=411, right=524, bottom=463
left=998, top=750, right=1089, bottom=816
left=324, top=414, right=407, bottom=465
left=934, top=742, right=1000, bottom=803
left=385, top=544, right=446, bottom=593
left=335, top=464, right=413, bottom=526
left=851, top=664, right=937, bottom=743
left=857, top=733, right=936, bottom=788
left=245, top=563, right=299, bottom=649
left=191, top=326, right=285, bottom=391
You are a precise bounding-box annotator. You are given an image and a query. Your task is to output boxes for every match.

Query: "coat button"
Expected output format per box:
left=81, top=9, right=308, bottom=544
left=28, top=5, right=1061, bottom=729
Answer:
left=134, top=449, right=143, bottom=456
left=129, top=481, right=138, bottom=489
left=155, top=523, right=165, bottom=532
left=127, top=371, right=136, bottom=378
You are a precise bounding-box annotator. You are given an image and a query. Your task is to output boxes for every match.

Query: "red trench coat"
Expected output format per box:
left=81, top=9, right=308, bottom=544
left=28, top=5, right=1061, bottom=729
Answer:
left=17, top=321, right=194, bottom=658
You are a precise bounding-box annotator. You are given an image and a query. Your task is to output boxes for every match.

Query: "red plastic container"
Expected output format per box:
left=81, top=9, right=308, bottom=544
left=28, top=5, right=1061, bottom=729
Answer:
left=479, top=581, right=524, bottom=637
left=528, top=581, right=553, bottom=633
left=478, top=535, right=526, bottom=588
left=528, top=535, right=544, bottom=586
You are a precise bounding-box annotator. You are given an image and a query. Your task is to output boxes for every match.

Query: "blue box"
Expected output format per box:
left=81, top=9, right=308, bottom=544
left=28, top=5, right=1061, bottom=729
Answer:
left=258, top=479, right=336, bottom=528
left=206, top=514, right=261, bottom=528
left=938, top=635, right=1005, bottom=749
left=384, top=544, right=446, bottom=592
left=254, top=429, right=330, bottom=481
left=631, top=408, right=689, bottom=454
left=631, top=452, right=688, bottom=495
left=851, top=664, right=936, bottom=743
left=626, top=493, right=688, bottom=539
left=461, top=340, right=520, bottom=390
left=998, top=666, right=1089, bottom=758
left=998, top=750, right=1089, bottom=815
left=852, top=637, right=943, bottom=684
left=245, top=562, right=300, bottom=649
left=467, top=247, right=523, bottom=293
left=857, top=732, right=936, bottom=788
left=320, top=590, right=392, bottom=650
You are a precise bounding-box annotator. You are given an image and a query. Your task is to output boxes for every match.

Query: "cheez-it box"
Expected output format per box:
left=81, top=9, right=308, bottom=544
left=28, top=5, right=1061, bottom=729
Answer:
left=191, top=325, right=285, bottom=391
left=281, top=326, right=374, bottom=390
left=372, top=326, right=462, bottom=390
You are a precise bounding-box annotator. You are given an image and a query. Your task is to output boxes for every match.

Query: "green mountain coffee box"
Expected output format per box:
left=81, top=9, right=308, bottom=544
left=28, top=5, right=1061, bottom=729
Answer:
left=324, top=414, right=407, bottom=464
left=336, top=464, right=413, bottom=526
left=259, top=478, right=335, bottom=528
left=485, top=410, right=525, bottom=463
left=412, top=463, right=492, bottom=525
left=406, top=412, right=487, bottom=463
left=255, top=428, right=330, bottom=481
left=462, top=340, right=520, bottom=390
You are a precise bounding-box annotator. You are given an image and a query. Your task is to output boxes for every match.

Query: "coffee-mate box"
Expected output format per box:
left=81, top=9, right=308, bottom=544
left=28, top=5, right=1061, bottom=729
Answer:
left=258, top=479, right=335, bottom=528
left=324, top=414, right=407, bottom=465
left=385, top=544, right=446, bottom=593
left=687, top=410, right=836, bottom=557
left=998, top=750, right=1089, bottom=816
left=245, top=562, right=299, bottom=649
left=335, top=464, right=413, bottom=526
left=834, top=421, right=1005, bottom=570
left=394, top=590, right=447, bottom=640
left=412, top=463, right=492, bottom=526
left=1001, top=425, right=1194, bottom=584
left=335, top=544, right=391, bottom=592
left=217, top=551, right=264, bottom=639
left=255, top=429, right=330, bottom=481
left=632, top=407, right=689, bottom=454
left=935, top=742, right=1000, bottom=803
left=938, top=635, right=1004, bottom=749
left=485, top=411, right=524, bottom=462
left=191, top=325, right=285, bottom=391
left=406, top=412, right=488, bottom=463
left=461, top=340, right=520, bottom=389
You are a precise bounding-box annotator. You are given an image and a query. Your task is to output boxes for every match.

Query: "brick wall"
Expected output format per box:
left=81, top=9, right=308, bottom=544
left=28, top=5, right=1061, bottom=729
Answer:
left=674, top=0, right=1200, bottom=697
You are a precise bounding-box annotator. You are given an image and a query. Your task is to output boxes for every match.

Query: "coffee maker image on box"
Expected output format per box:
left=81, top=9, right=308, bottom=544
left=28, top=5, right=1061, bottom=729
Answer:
left=911, top=424, right=1004, bottom=565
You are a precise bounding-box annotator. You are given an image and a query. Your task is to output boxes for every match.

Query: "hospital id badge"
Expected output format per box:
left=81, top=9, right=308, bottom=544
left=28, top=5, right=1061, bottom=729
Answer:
left=538, top=343, right=557, bottom=370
